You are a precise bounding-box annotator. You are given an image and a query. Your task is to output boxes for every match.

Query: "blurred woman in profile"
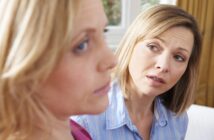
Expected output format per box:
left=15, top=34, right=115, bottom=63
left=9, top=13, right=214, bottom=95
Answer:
left=0, top=0, right=116, bottom=140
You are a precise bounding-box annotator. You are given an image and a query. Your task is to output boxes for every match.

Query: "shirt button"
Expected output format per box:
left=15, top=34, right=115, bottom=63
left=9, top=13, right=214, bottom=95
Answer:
left=159, top=120, right=167, bottom=127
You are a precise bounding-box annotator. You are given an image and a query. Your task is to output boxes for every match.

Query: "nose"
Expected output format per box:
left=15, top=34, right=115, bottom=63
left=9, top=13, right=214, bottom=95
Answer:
left=155, top=54, right=170, bottom=73
left=98, top=45, right=117, bottom=72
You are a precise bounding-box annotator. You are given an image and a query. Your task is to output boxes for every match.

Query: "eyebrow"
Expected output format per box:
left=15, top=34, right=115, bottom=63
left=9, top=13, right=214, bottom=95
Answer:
left=77, top=19, right=109, bottom=37
left=155, top=36, right=165, bottom=43
left=155, top=36, right=190, bottom=53
left=155, top=36, right=191, bottom=54
left=84, top=26, right=109, bottom=35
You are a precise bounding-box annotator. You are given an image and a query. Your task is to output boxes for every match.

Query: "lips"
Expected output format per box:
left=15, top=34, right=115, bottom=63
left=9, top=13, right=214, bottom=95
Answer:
left=94, top=82, right=110, bottom=95
left=146, top=75, right=166, bottom=84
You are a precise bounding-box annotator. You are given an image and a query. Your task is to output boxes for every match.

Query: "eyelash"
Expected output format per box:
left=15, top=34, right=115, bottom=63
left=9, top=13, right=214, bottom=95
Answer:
left=146, top=43, right=186, bottom=62
left=174, top=54, right=186, bottom=62
left=73, top=37, right=90, bottom=54
left=146, top=43, right=160, bottom=52
left=72, top=28, right=107, bottom=54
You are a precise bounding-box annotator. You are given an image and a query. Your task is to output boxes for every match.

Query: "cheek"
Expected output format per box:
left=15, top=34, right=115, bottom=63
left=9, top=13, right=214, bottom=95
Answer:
left=129, top=50, right=150, bottom=77
left=38, top=65, right=92, bottom=115
left=48, top=53, right=93, bottom=91
left=170, top=66, right=187, bottom=85
left=48, top=64, right=92, bottom=94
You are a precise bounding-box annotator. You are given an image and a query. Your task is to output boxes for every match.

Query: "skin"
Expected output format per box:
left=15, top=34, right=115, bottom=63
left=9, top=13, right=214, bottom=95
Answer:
left=127, top=26, right=194, bottom=140
left=34, top=0, right=117, bottom=139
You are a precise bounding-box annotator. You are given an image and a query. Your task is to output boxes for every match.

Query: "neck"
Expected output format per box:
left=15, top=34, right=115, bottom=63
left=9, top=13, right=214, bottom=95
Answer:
left=125, top=92, right=154, bottom=140
left=125, top=91, right=155, bottom=121
left=32, top=111, right=74, bottom=140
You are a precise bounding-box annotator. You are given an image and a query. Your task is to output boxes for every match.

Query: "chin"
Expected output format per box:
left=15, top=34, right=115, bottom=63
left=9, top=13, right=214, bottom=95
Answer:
left=88, top=99, right=109, bottom=115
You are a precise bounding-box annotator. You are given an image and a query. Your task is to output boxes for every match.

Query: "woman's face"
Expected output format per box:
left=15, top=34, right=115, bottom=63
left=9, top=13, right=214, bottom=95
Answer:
left=128, top=26, right=194, bottom=97
left=38, top=0, right=116, bottom=119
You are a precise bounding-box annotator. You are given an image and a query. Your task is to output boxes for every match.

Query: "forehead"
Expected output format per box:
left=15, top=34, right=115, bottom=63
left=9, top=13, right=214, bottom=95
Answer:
left=73, top=0, right=107, bottom=31
left=159, top=26, right=194, bottom=48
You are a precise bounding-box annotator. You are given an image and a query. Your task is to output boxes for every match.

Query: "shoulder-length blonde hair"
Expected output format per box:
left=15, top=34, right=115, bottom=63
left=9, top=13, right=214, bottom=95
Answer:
left=114, top=4, right=202, bottom=115
left=0, top=0, right=77, bottom=139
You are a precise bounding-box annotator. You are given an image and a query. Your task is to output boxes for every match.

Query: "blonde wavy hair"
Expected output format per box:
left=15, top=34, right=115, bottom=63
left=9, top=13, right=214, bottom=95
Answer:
left=114, top=4, right=202, bottom=115
left=0, top=0, right=77, bottom=139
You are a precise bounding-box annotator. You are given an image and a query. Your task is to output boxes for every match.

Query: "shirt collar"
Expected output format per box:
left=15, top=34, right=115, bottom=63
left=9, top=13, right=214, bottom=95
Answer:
left=105, top=81, right=170, bottom=130
left=154, top=98, right=170, bottom=127
left=105, top=81, right=133, bottom=130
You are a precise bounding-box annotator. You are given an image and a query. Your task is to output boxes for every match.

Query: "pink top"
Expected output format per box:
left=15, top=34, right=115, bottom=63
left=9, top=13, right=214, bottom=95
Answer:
left=70, top=119, right=92, bottom=140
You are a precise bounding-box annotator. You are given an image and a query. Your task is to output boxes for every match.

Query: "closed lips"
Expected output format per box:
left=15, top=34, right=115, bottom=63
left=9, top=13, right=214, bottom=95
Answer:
left=146, top=75, right=165, bottom=84
left=94, top=82, right=110, bottom=95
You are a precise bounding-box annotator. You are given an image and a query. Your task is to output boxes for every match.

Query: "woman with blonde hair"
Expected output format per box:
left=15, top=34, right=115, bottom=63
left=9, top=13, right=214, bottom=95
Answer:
left=0, top=0, right=116, bottom=140
left=74, top=4, right=202, bottom=140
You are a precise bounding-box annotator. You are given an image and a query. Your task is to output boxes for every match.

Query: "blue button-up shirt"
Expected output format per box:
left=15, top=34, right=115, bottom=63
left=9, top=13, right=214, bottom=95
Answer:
left=72, top=81, right=188, bottom=140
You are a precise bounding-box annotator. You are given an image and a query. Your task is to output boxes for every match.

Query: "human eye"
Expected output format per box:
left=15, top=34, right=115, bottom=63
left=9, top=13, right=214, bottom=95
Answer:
left=146, top=43, right=160, bottom=52
left=174, top=54, right=186, bottom=62
left=73, top=37, right=90, bottom=54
